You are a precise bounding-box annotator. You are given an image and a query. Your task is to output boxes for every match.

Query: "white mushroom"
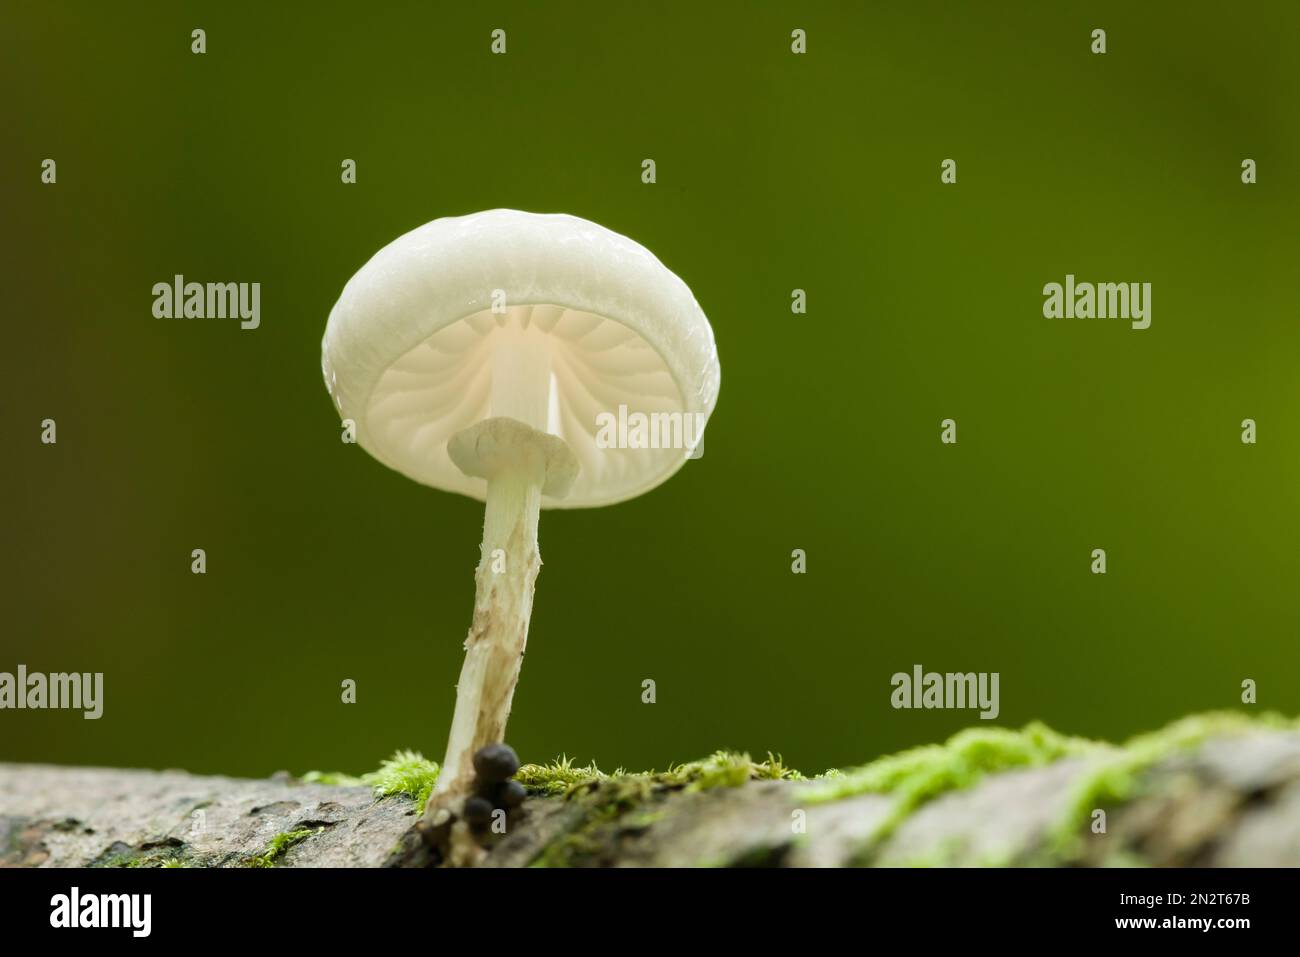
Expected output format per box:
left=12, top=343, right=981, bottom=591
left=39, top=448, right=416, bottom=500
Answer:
left=321, top=209, right=720, bottom=811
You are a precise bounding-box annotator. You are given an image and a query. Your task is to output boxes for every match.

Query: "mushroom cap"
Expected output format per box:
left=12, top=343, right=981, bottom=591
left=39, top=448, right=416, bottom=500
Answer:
left=322, top=209, right=721, bottom=509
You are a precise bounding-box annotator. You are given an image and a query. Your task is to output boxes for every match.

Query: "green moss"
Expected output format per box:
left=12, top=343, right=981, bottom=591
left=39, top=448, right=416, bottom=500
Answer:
left=820, top=709, right=1294, bottom=865
left=298, top=770, right=364, bottom=786
left=531, top=830, right=605, bottom=868
left=246, top=827, right=323, bottom=868
left=363, top=750, right=440, bottom=812
left=529, top=775, right=664, bottom=866
left=670, top=751, right=804, bottom=789
left=1048, top=710, right=1297, bottom=860
left=802, top=721, right=1100, bottom=847
left=298, top=710, right=1296, bottom=867
left=622, top=810, right=666, bottom=830
left=90, top=840, right=191, bottom=869
left=302, top=750, right=440, bottom=814
left=309, top=748, right=796, bottom=811
left=517, top=750, right=802, bottom=800
left=526, top=752, right=803, bottom=867
left=1101, top=850, right=1150, bottom=868
left=805, top=722, right=1097, bottom=804
left=515, top=755, right=607, bottom=796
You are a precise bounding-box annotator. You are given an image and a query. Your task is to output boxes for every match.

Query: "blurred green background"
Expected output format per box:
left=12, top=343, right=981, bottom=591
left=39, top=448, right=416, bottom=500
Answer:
left=2, top=1, right=1298, bottom=779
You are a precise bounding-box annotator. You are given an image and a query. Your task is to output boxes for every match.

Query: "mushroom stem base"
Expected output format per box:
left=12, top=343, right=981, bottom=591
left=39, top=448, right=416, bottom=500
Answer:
left=433, top=467, right=544, bottom=801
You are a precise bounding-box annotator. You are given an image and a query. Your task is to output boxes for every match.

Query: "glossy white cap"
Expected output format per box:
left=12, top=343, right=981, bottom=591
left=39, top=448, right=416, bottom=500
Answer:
left=322, top=209, right=721, bottom=508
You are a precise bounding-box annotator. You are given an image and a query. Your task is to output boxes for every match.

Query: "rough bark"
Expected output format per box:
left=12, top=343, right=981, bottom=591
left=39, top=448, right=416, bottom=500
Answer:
left=4, top=728, right=1299, bottom=868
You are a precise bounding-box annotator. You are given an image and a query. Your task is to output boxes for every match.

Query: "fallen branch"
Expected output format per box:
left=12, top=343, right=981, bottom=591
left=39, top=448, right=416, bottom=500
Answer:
left=4, top=720, right=1298, bottom=867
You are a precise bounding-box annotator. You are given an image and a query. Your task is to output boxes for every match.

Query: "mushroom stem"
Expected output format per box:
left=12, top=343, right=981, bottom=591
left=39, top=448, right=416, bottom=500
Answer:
left=434, top=461, right=544, bottom=797
left=430, top=332, right=578, bottom=804
left=489, top=326, right=551, bottom=431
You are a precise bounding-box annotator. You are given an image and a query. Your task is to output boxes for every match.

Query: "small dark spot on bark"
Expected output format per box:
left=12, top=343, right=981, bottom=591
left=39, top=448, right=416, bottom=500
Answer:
left=727, top=842, right=793, bottom=868
left=292, top=819, right=337, bottom=831
left=139, top=836, right=184, bottom=851
left=249, top=801, right=298, bottom=816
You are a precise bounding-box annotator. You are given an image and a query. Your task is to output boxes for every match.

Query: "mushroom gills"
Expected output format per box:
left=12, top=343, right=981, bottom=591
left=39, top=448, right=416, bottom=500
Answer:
left=362, top=303, right=688, bottom=508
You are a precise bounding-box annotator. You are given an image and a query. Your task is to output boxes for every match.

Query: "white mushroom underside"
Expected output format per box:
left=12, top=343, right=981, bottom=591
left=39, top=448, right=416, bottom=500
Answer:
left=364, top=304, right=691, bottom=508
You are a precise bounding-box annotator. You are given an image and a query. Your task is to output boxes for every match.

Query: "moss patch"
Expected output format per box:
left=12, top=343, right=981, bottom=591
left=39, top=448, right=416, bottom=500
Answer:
left=529, top=776, right=657, bottom=868
left=671, top=751, right=804, bottom=789
left=526, top=752, right=802, bottom=867
left=302, top=750, right=440, bottom=814
left=806, top=709, right=1296, bottom=864
left=802, top=721, right=1100, bottom=846
left=89, top=839, right=194, bottom=869
left=515, top=756, right=606, bottom=796
left=245, top=827, right=323, bottom=868
left=305, top=710, right=1297, bottom=867
left=516, top=750, right=801, bottom=799
left=1048, top=710, right=1298, bottom=860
